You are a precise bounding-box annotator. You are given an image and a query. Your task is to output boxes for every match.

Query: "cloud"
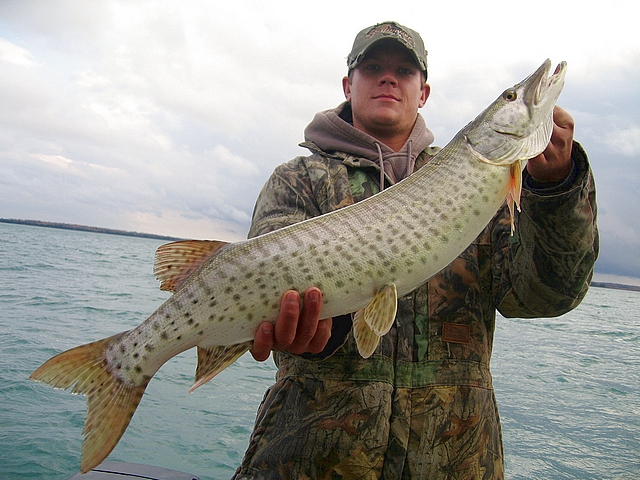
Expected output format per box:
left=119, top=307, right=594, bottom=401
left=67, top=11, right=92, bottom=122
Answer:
left=0, top=38, right=35, bottom=66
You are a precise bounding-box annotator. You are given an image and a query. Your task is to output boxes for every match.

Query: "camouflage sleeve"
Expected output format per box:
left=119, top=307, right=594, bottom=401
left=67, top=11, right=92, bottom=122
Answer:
left=248, top=154, right=355, bottom=359
left=495, top=141, right=599, bottom=317
left=248, top=157, right=323, bottom=239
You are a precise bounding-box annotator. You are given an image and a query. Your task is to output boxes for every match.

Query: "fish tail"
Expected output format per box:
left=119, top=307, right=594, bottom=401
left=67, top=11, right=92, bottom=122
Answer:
left=30, top=333, right=149, bottom=473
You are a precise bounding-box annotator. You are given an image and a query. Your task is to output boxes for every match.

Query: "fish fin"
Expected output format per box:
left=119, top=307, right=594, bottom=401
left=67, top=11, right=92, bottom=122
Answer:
left=30, top=333, right=149, bottom=474
left=154, top=240, right=229, bottom=292
left=362, top=284, right=398, bottom=336
left=190, top=341, right=253, bottom=393
left=507, top=160, right=524, bottom=235
left=353, top=309, right=380, bottom=358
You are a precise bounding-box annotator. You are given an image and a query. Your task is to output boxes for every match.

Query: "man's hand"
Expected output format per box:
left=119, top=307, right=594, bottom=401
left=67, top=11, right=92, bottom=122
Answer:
left=251, top=287, right=333, bottom=361
left=526, top=106, right=574, bottom=183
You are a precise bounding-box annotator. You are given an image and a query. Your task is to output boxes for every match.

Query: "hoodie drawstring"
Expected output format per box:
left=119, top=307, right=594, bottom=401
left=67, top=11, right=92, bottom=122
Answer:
left=375, top=142, right=385, bottom=192
left=376, top=139, right=414, bottom=192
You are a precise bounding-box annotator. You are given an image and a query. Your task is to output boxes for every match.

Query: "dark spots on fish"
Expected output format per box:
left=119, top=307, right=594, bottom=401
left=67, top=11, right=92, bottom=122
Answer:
left=224, top=286, right=233, bottom=294
left=258, top=283, right=267, bottom=290
left=176, top=335, right=182, bottom=341
left=376, top=270, right=385, bottom=278
left=160, top=332, right=168, bottom=340
left=116, top=364, right=122, bottom=370
left=170, top=320, right=176, bottom=326
left=420, top=256, right=428, bottom=264
left=376, top=234, right=383, bottom=241
left=209, top=300, right=217, bottom=308
left=239, top=305, right=247, bottom=312
left=336, top=280, right=345, bottom=288
left=244, top=271, right=254, bottom=279
left=233, top=294, right=241, bottom=301
left=390, top=266, right=397, bottom=274
left=335, top=245, right=343, bottom=252
left=229, top=276, right=237, bottom=283
left=192, top=299, right=199, bottom=305
left=134, top=366, right=142, bottom=373
left=144, top=344, right=154, bottom=351
left=325, top=271, right=334, bottom=278
left=133, top=342, right=138, bottom=347
left=332, top=260, right=340, bottom=267
left=390, top=245, right=400, bottom=254
left=473, top=209, right=481, bottom=216
left=187, top=318, right=194, bottom=325
left=441, top=235, right=449, bottom=244
left=198, top=331, right=204, bottom=336
left=133, top=353, right=139, bottom=359
left=271, top=302, right=279, bottom=310
left=482, top=195, right=489, bottom=203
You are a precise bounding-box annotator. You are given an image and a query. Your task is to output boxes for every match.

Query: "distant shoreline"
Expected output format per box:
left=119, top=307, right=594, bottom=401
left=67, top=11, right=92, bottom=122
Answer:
left=2, top=217, right=639, bottom=293
left=0, top=218, right=183, bottom=242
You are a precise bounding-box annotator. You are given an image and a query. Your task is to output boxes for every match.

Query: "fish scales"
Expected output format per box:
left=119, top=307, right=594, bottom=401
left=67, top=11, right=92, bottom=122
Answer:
left=30, top=59, right=567, bottom=473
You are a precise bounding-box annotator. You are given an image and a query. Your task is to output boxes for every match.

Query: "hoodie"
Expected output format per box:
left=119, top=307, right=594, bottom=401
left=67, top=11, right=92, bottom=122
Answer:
left=303, top=102, right=435, bottom=186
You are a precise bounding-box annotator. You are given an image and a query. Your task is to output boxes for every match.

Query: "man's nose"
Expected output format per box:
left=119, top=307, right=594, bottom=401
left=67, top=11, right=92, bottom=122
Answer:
left=378, top=71, right=398, bottom=86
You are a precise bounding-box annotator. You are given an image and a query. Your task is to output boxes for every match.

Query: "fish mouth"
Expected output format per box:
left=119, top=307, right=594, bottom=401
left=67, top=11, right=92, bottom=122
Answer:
left=523, top=59, right=567, bottom=107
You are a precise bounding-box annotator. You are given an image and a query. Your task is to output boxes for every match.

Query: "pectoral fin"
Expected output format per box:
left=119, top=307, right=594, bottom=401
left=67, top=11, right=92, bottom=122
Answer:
left=507, top=160, right=524, bottom=235
left=353, top=284, right=398, bottom=358
left=190, top=341, right=252, bottom=393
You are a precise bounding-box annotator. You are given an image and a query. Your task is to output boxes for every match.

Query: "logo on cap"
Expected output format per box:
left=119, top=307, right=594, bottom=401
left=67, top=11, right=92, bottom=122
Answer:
left=365, top=23, right=415, bottom=49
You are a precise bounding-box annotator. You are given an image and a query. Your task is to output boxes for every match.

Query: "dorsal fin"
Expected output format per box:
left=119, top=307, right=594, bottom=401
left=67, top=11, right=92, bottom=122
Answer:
left=153, top=240, right=229, bottom=292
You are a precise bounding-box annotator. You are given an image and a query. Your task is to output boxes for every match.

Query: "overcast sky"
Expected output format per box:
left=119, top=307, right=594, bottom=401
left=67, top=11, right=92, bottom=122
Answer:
left=1, top=1, right=639, bottom=283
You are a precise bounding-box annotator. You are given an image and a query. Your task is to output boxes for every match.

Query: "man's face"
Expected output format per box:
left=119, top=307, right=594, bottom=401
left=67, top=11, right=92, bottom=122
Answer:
left=342, top=41, right=430, bottom=143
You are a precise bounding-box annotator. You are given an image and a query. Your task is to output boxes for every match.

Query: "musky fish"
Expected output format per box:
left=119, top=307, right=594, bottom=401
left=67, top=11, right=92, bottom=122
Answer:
left=30, top=59, right=566, bottom=473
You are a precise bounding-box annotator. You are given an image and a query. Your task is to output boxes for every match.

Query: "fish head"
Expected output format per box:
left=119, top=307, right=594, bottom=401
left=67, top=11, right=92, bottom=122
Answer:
left=465, top=59, right=567, bottom=166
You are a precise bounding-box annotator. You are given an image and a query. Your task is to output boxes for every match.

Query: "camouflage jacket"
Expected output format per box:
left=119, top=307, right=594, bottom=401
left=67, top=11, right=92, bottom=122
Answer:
left=233, top=137, right=598, bottom=479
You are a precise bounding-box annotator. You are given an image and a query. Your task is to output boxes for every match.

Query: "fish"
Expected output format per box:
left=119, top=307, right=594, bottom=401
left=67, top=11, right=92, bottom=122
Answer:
left=30, top=59, right=566, bottom=473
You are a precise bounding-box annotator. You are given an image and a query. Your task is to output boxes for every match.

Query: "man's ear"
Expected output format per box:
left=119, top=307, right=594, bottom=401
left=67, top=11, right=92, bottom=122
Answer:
left=419, top=83, right=431, bottom=108
left=342, top=76, right=352, bottom=102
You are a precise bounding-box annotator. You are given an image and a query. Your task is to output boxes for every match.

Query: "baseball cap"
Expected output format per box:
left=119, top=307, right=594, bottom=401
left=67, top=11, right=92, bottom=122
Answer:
left=347, top=21, right=428, bottom=79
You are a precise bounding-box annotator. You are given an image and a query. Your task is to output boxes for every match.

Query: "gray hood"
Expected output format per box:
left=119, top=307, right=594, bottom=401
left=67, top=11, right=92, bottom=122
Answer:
left=303, top=102, right=435, bottom=185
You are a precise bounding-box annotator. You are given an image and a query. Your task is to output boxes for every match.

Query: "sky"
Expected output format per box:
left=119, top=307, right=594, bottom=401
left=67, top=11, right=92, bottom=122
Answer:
left=1, top=1, right=639, bottom=283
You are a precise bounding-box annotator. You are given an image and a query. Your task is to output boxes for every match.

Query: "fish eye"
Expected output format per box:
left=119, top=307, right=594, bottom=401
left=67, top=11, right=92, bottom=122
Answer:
left=503, top=89, right=517, bottom=102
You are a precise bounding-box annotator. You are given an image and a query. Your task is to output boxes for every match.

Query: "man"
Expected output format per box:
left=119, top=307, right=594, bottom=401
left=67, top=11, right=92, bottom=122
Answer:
left=232, top=21, right=598, bottom=479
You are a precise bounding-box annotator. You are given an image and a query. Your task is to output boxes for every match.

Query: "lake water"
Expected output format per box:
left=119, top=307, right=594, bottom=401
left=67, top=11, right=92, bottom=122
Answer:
left=1, top=222, right=638, bottom=479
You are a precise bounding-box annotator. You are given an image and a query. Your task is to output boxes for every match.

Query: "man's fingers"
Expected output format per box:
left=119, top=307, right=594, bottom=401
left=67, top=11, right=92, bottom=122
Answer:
left=274, top=290, right=301, bottom=347
left=306, top=317, right=333, bottom=354
left=251, top=322, right=274, bottom=362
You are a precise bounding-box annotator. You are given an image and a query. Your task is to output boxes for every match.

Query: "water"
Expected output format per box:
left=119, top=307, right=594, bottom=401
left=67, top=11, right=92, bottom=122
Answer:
left=1, top=222, right=638, bottom=479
